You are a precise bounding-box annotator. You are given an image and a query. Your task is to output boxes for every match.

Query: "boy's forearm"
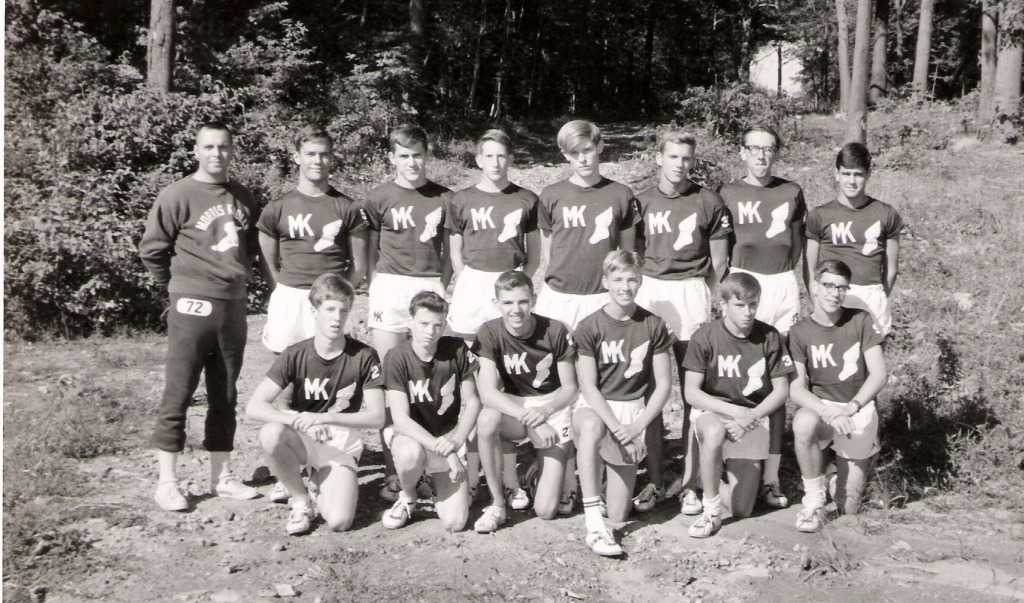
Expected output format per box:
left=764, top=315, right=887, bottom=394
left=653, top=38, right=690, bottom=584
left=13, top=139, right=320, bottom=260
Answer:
left=453, top=396, right=481, bottom=444
left=790, top=386, right=827, bottom=413
left=684, top=386, right=745, bottom=418
left=545, top=384, right=579, bottom=414
left=393, top=413, right=441, bottom=449
left=637, top=384, right=671, bottom=430
left=580, top=385, right=620, bottom=428
left=479, top=387, right=525, bottom=420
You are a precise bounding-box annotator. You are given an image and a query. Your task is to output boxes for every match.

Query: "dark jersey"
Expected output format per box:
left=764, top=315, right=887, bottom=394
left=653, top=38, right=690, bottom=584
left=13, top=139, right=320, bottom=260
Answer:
left=720, top=177, right=806, bottom=275
left=574, top=306, right=675, bottom=400
left=364, top=180, right=451, bottom=277
left=472, top=315, right=574, bottom=397
left=538, top=178, right=641, bottom=294
left=445, top=184, right=539, bottom=272
left=635, top=182, right=732, bottom=280
left=788, top=309, right=883, bottom=403
left=805, top=198, right=902, bottom=287
left=682, top=319, right=794, bottom=408
left=257, top=187, right=366, bottom=288
left=382, top=337, right=479, bottom=437
left=267, top=337, right=383, bottom=413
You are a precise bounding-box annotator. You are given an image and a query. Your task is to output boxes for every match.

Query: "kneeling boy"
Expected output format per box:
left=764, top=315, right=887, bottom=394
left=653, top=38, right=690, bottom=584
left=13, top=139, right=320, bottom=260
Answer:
left=246, top=274, right=385, bottom=535
left=572, top=251, right=674, bottom=556
left=788, top=260, right=887, bottom=532
left=473, top=271, right=579, bottom=531
left=682, top=273, right=793, bottom=538
left=381, top=292, right=481, bottom=532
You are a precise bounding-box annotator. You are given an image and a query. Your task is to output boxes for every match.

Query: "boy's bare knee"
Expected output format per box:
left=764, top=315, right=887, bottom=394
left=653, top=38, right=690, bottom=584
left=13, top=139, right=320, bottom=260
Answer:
left=325, top=514, right=354, bottom=532
left=442, top=514, right=468, bottom=532
left=476, top=409, right=502, bottom=439
left=575, top=416, right=604, bottom=444
left=534, top=502, right=558, bottom=521
left=259, top=423, right=289, bottom=451
left=792, top=410, right=820, bottom=443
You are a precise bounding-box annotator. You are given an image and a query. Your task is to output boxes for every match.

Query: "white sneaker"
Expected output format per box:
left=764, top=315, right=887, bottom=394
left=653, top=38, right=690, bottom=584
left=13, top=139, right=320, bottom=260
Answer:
left=268, top=482, right=289, bottom=503
left=379, top=475, right=401, bottom=502
left=382, top=498, right=414, bottom=529
left=558, top=490, right=578, bottom=516
left=154, top=481, right=188, bottom=512
left=761, top=483, right=789, bottom=509
left=632, top=483, right=663, bottom=513
left=286, top=501, right=315, bottom=535
left=796, top=506, right=824, bottom=533
left=213, top=475, right=259, bottom=500
left=687, top=512, right=722, bottom=539
left=585, top=528, right=623, bottom=557
left=505, top=487, right=530, bottom=511
left=680, top=489, right=703, bottom=515
left=474, top=505, right=507, bottom=534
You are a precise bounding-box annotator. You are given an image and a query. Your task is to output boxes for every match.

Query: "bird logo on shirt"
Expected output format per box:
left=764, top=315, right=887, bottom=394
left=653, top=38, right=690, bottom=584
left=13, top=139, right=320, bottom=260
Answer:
left=589, top=207, right=614, bottom=244
left=861, top=220, right=881, bottom=255
left=327, top=382, right=358, bottom=412
left=673, top=213, right=698, bottom=250
left=498, top=208, right=523, bottom=243
left=765, top=203, right=789, bottom=239
left=532, top=353, right=554, bottom=388
left=837, top=342, right=861, bottom=381
left=419, top=207, right=444, bottom=242
left=437, top=374, right=458, bottom=415
left=742, top=357, right=766, bottom=396
left=623, top=340, right=650, bottom=378
left=314, top=220, right=344, bottom=252
left=211, top=221, right=239, bottom=252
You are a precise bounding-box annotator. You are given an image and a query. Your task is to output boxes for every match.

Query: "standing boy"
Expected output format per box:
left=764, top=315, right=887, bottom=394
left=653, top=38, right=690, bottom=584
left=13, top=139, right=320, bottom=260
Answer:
left=789, top=260, right=887, bottom=532
left=473, top=271, right=579, bottom=531
left=139, top=122, right=260, bottom=511
left=720, top=125, right=806, bottom=509
left=633, top=131, right=731, bottom=515
left=380, top=292, right=481, bottom=533
left=805, top=143, right=901, bottom=336
left=259, top=126, right=367, bottom=353
left=681, top=273, right=793, bottom=538
left=246, top=274, right=385, bottom=535
left=572, top=251, right=674, bottom=556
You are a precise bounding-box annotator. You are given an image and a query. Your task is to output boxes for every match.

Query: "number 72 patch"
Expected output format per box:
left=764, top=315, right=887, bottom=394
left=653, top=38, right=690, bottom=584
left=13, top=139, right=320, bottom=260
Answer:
left=176, top=298, right=212, bottom=317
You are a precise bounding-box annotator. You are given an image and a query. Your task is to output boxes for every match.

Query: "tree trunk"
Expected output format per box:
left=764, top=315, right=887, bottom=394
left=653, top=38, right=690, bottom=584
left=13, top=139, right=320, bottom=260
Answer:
left=979, top=0, right=999, bottom=123
left=869, top=0, right=889, bottom=104
left=836, top=0, right=852, bottom=113
left=778, top=44, right=784, bottom=96
left=738, top=0, right=754, bottom=82
left=491, top=0, right=512, bottom=120
left=912, top=0, right=935, bottom=95
left=409, top=0, right=426, bottom=73
left=146, top=0, right=175, bottom=95
left=468, top=0, right=487, bottom=112
left=642, top=0, right=655, bottom=116
left=847, top=0, right=872, bottom=143
left=994, top=40, right=1023, bottom=119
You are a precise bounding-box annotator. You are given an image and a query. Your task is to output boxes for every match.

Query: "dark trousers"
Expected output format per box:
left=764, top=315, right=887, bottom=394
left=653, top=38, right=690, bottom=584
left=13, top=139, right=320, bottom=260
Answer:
left=152, top=293, right=248, bottom=453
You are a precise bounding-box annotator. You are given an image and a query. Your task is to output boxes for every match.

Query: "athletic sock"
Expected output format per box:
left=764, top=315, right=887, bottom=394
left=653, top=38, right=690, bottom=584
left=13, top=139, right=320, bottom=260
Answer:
left=582, top=496, right=606, bottom=533
left=502, top=452, right=520, bottom=489
left=702, top=493, right=723, bottom=517
left=801, top=475, right=826, bottom=509
left=466, top=452, right=481, bottom=490
left=764, top=454, right=782, bottom=486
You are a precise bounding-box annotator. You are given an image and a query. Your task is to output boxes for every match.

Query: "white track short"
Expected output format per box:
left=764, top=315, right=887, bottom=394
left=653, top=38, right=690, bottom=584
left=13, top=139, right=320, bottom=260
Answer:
left=691, top=407, right=770, bottom=461
left=843, top=283, right=891, bottom=337
left=448, top=266, right=504, bottom=336
left=635, top=276, right=710, bottom=341
left=818, top=399, right=879, bottom=460
left=368, top=273, right=445, bottom=334
left=263, top=284, right=316, bottom=353
left=534, top=286, right=606, bottom=331
left=508, top=394, right=573, bottom=447
left=574, top=396, right=647, bottom=466
left=730, top=268, right=801, bottom=335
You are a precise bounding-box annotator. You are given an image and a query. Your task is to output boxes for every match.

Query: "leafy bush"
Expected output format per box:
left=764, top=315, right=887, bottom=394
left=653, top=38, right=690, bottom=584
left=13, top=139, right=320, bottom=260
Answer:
left=673, top=83, right=799, bottom=142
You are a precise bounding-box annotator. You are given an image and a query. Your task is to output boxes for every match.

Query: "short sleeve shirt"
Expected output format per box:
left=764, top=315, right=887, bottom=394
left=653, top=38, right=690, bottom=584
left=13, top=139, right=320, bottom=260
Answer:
left=472, top=315, right=574, bottom=397
left=445, top=184, right=539, bottom=271
left=573, top=306, right=675, bottom=400
left=788, top=309, right=884, bottom=403
left=720, top=177, right=806, bottom=275
left=805, top=198, right=902, bottom=286
left=682, top=319, right=794, bottom=408
left=636, top=182, right=732, bottom=280
left=266, top=338, right=383, bottom=413
left=382, top=337, right=478, bottom=436
left=538, top=178, right=641, bottom=294
left=257, top=187, right=366, bottom=288
left=363, top=180, right=451, bottom=277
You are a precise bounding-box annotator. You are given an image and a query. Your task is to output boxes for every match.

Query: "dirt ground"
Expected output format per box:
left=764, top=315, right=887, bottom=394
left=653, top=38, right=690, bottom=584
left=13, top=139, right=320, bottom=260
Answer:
left=4, top=311, right=1022, bottom=603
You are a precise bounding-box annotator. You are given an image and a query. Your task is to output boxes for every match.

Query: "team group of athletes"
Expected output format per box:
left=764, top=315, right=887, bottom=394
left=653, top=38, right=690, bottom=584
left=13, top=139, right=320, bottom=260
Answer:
left=139, top=118, right=901, bottom=557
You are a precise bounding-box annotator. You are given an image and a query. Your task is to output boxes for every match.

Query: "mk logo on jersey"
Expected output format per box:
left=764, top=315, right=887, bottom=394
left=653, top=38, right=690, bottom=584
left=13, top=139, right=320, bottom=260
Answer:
left=830, top=222, right=856, bottom=244
left=373, top=311, right=383, bottom=322
left=408, top=379, right=433, bottom=402
left=391, top=206, right=416, bottom=230
left=504, top=352, right=529, bottom=375
left=600, top=340, right=626, bottom=364
left=648, top=210, right=672, bottom=234
left=471, top=206, right=495, bottom=230
left=288, top=213, right=314, bottom=238
left=810, top=344, right=837, bottom=369
left=304, top=377, right=330, bottom=401
left=717, top=355, right=742, bottom=378
left=562, top=205, right=587, bottom=228
left=737, top=201, right=762, bottom=224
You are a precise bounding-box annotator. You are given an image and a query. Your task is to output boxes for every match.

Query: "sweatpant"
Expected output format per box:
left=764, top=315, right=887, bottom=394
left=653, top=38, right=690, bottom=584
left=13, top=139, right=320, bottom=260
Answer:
left=152, top=293, right=248, bottom=453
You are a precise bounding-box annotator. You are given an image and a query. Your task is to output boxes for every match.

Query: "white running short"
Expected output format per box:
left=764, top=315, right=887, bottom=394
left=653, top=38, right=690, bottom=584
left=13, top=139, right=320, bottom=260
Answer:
left=634, top=276, right=710, bottom=341
left=730, top=268, right=801, bottom=335
left=843, top=283, right=891, bottom=337
left=368, top=273, right=445, bottom=333
left=263, top=284, right=316, bottom=353
left=448, top=266, right=504, bottom=336
left=691, top=407, right=770, bottom=461
left=574, top=396, right=647, bottom=466
left=508, top=394, right=573, bottom=447
left=818, top=399, right=879, bottom=460
left=534, top=286, right=606, bottom=331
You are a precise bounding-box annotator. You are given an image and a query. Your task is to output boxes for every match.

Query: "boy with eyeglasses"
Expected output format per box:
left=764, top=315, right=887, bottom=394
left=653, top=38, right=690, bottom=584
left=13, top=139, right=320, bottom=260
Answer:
left=788, top=260, right=887, bottom=532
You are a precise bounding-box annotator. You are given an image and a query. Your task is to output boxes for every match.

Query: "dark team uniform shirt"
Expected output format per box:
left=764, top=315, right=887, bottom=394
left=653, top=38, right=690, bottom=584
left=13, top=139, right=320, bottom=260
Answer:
left=257, top=187, right=366, bottom=288
left=805, top=198, right=902, bottom=287
left=382, top=337, right=479, bottom=437
left=267, top=337, right=383, bottom=414
left=635, top=182, right=732, bottom=280
left=720, top=177, right=806, bottom=275
left=788, top=308, right=883, bottom=403
left=574, top=306, right=675, bottom=400
left=472, top=315, right=574, bottom=397
left=682, top=319, right=794, bottom=408
left=538, top=178, right=641, bottom=294
left=445, top=184, right=539, bottom=272
left=364, top=180, right=451, bottom=277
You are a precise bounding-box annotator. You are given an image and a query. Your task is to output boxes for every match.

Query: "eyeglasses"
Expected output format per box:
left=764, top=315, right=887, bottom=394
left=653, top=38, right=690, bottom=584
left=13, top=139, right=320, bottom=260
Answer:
left=818, top=281, right=850, bottom=294
left=744, top=145, right=777, bottom=156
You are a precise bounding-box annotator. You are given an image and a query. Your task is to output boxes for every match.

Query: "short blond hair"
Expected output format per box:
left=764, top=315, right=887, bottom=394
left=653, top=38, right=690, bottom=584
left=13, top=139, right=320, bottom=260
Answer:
left=602, top=249, right=643, bottom=276
left=557, top=120, right=602, bottom=154
left=658, top=129, right=697, bottom=153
